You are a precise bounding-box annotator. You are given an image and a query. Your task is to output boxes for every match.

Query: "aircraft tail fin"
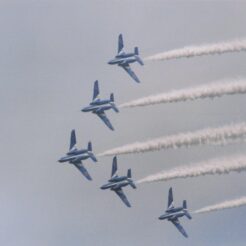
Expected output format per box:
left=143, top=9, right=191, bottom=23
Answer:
left=69, top=129, right=76, bottom=150
left=134, top=47, right=139, bottom=55
left=110, top=93, right=114, bottom=102
left=183, top=200, right=187, bottom=209
left=87, top=141, right=92, bottom=152
left=127, top=169, right=132, bottom=178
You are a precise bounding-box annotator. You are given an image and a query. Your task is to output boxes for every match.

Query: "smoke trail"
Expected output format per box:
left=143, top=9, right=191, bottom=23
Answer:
left=194, top=197, right=246, bottom=214
left=120, top=79, right=246, bottom=108
left=137, top=155, right=246, bottom=184
left=98, top=123, right=246, bottom=157
left=145, top=38, right=246, bottom=61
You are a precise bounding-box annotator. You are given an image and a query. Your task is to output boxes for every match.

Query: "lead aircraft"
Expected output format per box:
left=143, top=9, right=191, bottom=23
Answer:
left=108, top=34, right=144, bottom=83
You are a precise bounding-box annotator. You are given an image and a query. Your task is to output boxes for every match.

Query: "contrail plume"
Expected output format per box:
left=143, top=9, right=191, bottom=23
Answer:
left=120, top=79, right=246, bottom=108
left=136, top=155, right=246, bottom=184
left=98, top=123, right=246, bottom=157
left=145, top=38, right=246, bottom=61
left=194, top=197, right=246, bottom=214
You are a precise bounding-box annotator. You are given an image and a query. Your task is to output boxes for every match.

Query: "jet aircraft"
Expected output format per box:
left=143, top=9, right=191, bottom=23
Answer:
left=100, top=156, right=136, bottom=207
left=81, top=80, right=119, bottom=131
left=108, top=34, right=144, bottom=83
left=158, top=187, right=192, bottom=238
left=58, top=129, right=97, bottom=181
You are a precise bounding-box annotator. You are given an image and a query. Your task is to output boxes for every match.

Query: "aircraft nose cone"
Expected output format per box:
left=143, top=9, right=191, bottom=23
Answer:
left=108, top=60, right=113, bottom=65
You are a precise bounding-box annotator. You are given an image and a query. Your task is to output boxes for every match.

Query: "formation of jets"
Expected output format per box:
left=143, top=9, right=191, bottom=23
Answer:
left=58, top=34, right=191, bottom=239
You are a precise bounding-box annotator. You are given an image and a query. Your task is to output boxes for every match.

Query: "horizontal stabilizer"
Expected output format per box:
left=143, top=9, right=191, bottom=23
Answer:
left=111, top=103, right=119, bottom=113
left=135, top=55, right=144, bottom=66
left=129, top=181, right=137, bottom=189
left=184, top=211, right=192, bottom=220
left=88, top=152, right=97, bottom=162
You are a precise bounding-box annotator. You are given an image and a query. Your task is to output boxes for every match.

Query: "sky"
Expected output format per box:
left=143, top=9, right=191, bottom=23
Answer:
left=1, top=1, right=246, bottom=245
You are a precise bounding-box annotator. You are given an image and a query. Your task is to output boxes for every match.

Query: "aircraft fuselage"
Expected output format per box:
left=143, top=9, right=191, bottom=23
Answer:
left=58, top=151, right=90, bottom=163
left=159, top=210, right=186, bottom=221
left=108, top=53, right=137, bottom=66
left=82, top=101, right=113, bottom=113
left=100, top=177, right=130, bottom=190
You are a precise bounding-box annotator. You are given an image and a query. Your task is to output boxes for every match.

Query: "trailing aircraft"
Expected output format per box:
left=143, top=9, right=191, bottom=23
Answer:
left=101, top=156, right=136, bottom=207
left=58, top=129, right=97, bottom=181
left=158, top=187, right=192, bottom=238
left=81, top=80, right=119, bottom=131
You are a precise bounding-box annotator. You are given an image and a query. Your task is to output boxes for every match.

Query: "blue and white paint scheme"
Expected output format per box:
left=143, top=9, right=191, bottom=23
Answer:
left=81, top=80, right=119, bottom=131
left=100, top=156, right=136, bottom=207
left=108, top=34, right=144, bottom=83
left=58, top=129, right=97, bottom=181
left=159, top=187, right=192, bottom=238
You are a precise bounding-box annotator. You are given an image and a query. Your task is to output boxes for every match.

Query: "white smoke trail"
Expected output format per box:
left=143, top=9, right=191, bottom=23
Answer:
left=145, top=38, right=246, bottom=61
left=194, top=197, right=246, bottom=214
left=136, top=155, right=246, bottom=184
left=120, top=79, right=246, bottom=108
left=98, top=123, right=246, bottom=157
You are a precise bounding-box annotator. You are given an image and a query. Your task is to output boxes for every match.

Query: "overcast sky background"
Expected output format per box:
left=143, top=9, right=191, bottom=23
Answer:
left=1, top=1, right=246, bottom=245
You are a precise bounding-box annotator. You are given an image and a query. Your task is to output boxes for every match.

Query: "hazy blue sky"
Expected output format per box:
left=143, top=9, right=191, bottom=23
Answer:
left=1, top=1, right=246, bottom=245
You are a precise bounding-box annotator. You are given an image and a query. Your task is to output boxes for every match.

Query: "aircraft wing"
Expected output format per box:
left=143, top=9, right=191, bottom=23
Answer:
left=93, top=80, right=100, bottom=100
left=70, top=129, right=76, bottom=150
left=167, top=187, right=174, bottom=209
left=118, top=34, right=124, bottom=53
left=114, top=188, right=131, bottom=207
left=121, top=64, right=140, bottom=83
left=73, top=161, right=92, bottom=181
left=171, top=219, right=188, bottom=238
left=111, top=156, right=118, bottom=177
left=96, top=111, right=114, bottom=130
